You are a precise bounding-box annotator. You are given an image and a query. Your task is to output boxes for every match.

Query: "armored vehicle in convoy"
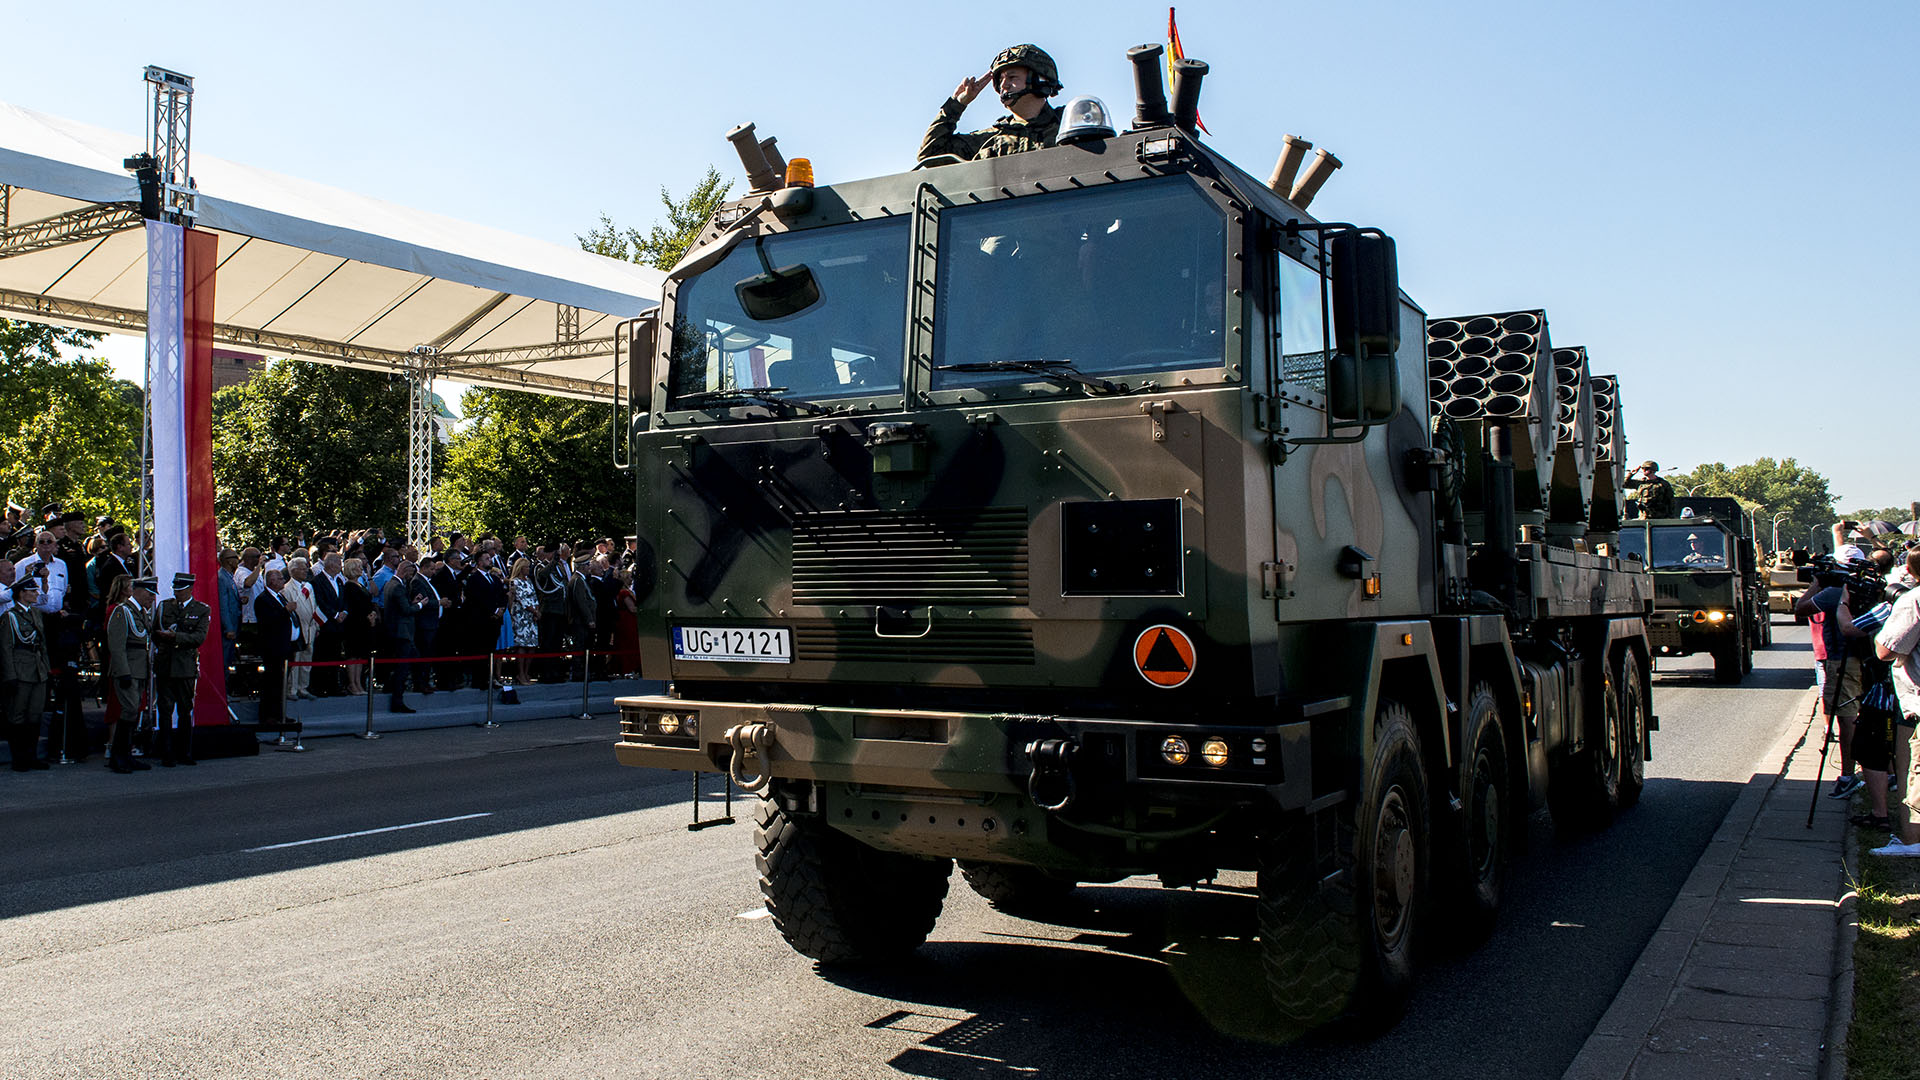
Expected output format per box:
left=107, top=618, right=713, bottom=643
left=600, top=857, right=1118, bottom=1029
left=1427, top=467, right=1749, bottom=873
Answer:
left=1620, top=497, right=1770, bottom=682
left=612, top=47, right=1654, bottom=1028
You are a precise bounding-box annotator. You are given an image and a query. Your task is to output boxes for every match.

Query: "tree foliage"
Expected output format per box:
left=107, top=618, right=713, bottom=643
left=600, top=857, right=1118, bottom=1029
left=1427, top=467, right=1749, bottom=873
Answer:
left=0, top=319, right=140, bottom=523
left=1667, top=458, right=1836, bottom=551
left=578, top=166, right=732, bottom=270
left=432, top=389, right=629, bottom=545
left=1843, top=505, right=1919, bottom=527
left=210, top=361, right=409, bottom=544
left=435, top=171, right=732, bottom=543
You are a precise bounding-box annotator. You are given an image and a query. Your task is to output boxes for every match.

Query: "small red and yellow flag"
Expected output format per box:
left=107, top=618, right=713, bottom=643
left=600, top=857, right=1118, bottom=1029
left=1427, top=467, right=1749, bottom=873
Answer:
left=1167, top=7, right=1210, bottom=135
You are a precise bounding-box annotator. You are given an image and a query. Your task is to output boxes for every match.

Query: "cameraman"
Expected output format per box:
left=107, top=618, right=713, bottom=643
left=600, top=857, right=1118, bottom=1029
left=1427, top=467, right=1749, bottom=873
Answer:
left=1797, top=557, right=1876, bottom=799
left=1871, top=549, right=1920, bottom=855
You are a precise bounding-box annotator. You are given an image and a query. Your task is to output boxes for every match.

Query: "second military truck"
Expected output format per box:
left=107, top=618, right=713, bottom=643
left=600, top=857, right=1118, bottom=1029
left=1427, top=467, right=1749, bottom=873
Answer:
left=613, top=47, right=1654, bottom=1029
left=1621, top=496, right=1770, bottom=682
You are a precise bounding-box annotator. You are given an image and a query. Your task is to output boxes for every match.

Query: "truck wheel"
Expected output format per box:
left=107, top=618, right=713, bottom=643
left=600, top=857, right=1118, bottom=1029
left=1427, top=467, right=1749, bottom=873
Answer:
left=1443, top=682, right=1510, bottom=937
left=958, top=861, right=1075, bottom=914
left=1712, top=639, right=1742, bottom=684
left=755, top=798, right=952, bottom=964
left=1258, top=699, right=1430, bottom=1029
left=1740, top=632, right=1754, bottom=674
left=1549, top=658, right=1623, bottom=831
left=1616, top=654, right=1648, bottom=808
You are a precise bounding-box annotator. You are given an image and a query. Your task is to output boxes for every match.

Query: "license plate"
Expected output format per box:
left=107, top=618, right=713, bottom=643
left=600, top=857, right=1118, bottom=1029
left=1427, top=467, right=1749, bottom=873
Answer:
left=672, top=626, right=792, bottom=664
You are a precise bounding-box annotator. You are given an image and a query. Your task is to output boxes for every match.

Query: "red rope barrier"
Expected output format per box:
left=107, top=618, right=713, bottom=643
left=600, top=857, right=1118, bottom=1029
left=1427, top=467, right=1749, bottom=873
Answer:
left=287, top=647, right=630, bottom=669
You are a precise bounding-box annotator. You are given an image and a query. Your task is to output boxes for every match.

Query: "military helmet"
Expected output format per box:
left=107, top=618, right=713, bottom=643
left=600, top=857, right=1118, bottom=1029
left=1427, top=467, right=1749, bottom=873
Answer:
left=989, top=44, right=1062, bottom=98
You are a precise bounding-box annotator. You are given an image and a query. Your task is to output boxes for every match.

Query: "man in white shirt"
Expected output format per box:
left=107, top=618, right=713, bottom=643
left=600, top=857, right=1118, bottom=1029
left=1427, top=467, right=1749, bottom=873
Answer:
left=232, top=548, right=265, bottom=625
left=12, top=531, right=69, bottom=618
left=1870, top=550, right=1920, bottom=855
left=280, top=557, right=325, bottom=701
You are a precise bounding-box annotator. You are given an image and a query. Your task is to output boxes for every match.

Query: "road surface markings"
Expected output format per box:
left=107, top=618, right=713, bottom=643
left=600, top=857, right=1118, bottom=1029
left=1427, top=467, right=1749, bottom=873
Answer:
left=245, top=812, right=494, bottom=853
left=1740, top=896, right=1840, bottom=908
left=737, top=907, right=771, bottom=920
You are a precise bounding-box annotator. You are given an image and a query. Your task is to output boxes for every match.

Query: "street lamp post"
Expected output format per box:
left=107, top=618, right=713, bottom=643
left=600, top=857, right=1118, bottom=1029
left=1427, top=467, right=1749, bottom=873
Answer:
left=1771, top=511, right=1792, bottom=553
left=1685, top=484, right=1709, bottom=496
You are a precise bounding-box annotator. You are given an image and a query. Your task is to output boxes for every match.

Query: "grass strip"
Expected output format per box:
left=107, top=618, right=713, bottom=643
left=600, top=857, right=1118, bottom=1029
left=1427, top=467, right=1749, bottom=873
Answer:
left=1850, top=822, right=1920, bottom=1080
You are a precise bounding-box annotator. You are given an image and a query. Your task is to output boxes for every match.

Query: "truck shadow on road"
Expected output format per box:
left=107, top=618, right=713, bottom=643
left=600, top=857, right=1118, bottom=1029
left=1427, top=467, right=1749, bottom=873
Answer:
left=815, top=778, right=1747, bottom=1080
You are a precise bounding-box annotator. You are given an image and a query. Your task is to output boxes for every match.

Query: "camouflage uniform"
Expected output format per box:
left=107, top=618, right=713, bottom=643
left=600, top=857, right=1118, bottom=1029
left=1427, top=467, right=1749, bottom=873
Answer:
left=154, top=589, right=210, bottom=765
left=2, top=595, right=50, bottom=770
left=918, top=101, right=1063, bottom=163
left=1632, top=476, right=1674, bottom=519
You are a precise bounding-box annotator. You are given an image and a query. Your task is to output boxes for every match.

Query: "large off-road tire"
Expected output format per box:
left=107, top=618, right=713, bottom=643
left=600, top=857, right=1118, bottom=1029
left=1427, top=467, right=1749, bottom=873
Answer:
left=1443, top=682, right=1511, bottom=938
left=1258, top=699, right=1431, bottom=1029
left=1549, top=654, right=1624, bottom=831
left=755, top=798, right=952, bottom=964
left=1712, top=638, right=1743, bottom=684
left=1617, top=653, right=1648, bottom=809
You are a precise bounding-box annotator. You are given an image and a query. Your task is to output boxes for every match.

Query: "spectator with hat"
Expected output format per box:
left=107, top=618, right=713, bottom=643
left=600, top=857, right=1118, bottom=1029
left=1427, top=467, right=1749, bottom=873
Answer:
left=153, top=572, right=209, bottom=766
left=2, top=574, right=51, bottom=772
left=533, top=544, right=571, bottom=682
left=104, top=576, right=157, bottom=774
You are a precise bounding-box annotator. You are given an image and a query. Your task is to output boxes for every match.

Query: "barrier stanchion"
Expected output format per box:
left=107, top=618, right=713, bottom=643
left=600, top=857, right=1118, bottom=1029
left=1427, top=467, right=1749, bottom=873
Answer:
left=360, top=647, right=379, bottom=740
left=580, top=648, right=592, bottom=720
left=484, top=651, right=498, bottom=728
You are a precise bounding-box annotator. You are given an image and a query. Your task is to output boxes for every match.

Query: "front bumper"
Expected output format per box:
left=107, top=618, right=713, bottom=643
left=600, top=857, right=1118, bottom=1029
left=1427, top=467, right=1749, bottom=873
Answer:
left=1648, top=610, right=1734, bottom=654
left=614, top=694, right=1316, bottom=809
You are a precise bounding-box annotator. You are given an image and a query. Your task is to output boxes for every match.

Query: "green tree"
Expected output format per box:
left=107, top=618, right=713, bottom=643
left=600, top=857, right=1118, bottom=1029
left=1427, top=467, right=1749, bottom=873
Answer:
left=1667, top=458, right=1835, bottom=551
left=578, top=166, right=732, bottom=270
left=432, top=388, right=630, bottom=544
left=434, top=171, right=731, bottom=542
left=210, top=361, right=409, bottom=544
left=0, top=319, right=140, bottom=524
left=1842, top=505, right=1917, bottom=527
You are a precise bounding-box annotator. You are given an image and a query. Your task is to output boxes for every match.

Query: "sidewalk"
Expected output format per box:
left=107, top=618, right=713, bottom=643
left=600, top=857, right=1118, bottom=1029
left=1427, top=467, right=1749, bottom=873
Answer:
left=1566, top=691, right=1854, bottom=1080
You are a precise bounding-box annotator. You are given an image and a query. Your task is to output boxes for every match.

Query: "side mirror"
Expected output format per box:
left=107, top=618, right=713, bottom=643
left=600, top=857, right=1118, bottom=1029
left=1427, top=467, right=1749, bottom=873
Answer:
left=1326, top=230, right=1401, bottom=422
left=735, top=236, right=821, bottom=320
left=628, top=313, right=657, bottom=415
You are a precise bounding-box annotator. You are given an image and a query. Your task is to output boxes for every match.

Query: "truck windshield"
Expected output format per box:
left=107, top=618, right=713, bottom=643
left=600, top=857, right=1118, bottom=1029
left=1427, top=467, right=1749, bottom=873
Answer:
left=931, top=178, right=1227, bottom=392
left=1639, top=526, right=1730, bottom=570
left=667, top=218, right=908, bottom=410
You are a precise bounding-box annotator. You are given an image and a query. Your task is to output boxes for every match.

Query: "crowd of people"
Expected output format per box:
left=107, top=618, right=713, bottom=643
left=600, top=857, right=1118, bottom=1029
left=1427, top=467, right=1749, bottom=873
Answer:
left=2, top=501, right=646, bottom=775
left=1794, top=521, right=1920, bottom=857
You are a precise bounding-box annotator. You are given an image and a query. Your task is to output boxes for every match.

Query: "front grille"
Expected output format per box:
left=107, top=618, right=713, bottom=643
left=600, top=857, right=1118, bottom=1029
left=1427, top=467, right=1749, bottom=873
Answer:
left=792, top=507, right=1029, bottom=605
left=794, top=621, right=1035, bottom=665
left=1655, top=581, right=1684, bottom=602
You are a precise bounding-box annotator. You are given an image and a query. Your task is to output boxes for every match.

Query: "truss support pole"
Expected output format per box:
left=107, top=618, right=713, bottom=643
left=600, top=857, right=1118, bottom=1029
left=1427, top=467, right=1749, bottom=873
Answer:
left=406, top=346, right=438, bottom=544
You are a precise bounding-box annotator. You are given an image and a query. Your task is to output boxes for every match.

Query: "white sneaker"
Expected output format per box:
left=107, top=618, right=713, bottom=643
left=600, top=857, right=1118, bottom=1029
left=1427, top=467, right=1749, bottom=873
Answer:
left=1870, top=837, right=1920, bottom=857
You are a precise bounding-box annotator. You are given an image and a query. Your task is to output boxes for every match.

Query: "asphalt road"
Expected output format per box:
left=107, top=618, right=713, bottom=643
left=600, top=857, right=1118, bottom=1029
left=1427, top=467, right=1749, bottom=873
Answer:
left=0, top=624, right=1817, bottom=1079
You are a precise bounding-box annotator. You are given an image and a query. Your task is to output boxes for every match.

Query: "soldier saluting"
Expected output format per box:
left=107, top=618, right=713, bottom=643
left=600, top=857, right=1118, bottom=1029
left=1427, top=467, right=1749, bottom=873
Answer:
left=153, top=572, right=210, bottom=767
left=105, top=576, right=157, bottom=774
left=2, top=575, right=51, bottom=772
left=918, top=44, right=1065, bottom=166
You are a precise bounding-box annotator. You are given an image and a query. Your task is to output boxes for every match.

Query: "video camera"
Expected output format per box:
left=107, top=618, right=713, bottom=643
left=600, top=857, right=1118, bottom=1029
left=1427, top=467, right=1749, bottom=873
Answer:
left=1807, top=552, right=1886, bottom=607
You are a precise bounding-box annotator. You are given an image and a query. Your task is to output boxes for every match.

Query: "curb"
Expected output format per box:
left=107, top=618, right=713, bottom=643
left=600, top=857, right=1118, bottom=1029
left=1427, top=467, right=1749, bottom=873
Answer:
left=1562, top=689, right=1820, bottom=1080
left=1822, top=809, right=1861, bottom=1080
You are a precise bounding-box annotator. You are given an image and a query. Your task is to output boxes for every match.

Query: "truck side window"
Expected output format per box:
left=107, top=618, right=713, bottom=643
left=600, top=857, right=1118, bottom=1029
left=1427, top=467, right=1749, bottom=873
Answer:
left=1277, top=254, right=1328, bottom=399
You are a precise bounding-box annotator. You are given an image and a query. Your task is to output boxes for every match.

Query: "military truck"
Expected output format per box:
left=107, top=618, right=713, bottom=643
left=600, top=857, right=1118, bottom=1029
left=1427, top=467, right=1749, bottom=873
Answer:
left=1619, top=497, right=1770, bottom=683
left=611, top=47, right=1653, bottom=1029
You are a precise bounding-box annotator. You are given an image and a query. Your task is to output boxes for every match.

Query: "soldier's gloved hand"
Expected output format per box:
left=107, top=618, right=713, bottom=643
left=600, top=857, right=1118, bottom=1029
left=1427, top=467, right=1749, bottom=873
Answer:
left=118, top=676, right=133, bottom=689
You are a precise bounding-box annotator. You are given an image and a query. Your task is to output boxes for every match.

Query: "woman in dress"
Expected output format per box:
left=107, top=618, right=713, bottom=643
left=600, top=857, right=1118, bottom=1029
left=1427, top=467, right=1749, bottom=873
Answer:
left=507, top=558, right=539, bottom=685
left=340, top=557, right=375, bottom=696
left=612, top=567, right=641, bottom=677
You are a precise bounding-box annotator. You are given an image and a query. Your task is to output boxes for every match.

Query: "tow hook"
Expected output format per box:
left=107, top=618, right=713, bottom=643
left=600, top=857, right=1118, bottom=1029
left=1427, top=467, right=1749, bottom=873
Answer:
left=1024, top=737, right=1079, bottom=812
left=724, top=722, right=775, bottom=793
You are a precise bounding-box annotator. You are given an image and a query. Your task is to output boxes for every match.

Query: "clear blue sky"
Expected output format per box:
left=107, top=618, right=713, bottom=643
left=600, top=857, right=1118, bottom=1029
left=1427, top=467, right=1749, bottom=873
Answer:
left=7, top=1, right=1916, bottom=510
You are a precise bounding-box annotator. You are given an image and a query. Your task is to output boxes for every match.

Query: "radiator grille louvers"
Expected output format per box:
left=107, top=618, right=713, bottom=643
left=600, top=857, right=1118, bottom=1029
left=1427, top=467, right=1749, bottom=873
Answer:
left=793, top=621, right=1036, bottom=665
left=791, top=507, right=1030, bottom=606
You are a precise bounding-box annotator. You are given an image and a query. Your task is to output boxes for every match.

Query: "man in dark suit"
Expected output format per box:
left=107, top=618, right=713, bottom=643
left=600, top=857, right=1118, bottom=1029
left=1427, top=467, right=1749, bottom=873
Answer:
left=409, top=556, right=447, bottom=696
left=381, top=561, right=425, bottom=713
left=430, top=551, right=468, bottom=690
left=254, top=568, right=295, bottom=731
left=310, top=553, right=346, bottom=696
left=463, top=552, right=508, bottom=687
left=567, top=555, right=598, bottom=681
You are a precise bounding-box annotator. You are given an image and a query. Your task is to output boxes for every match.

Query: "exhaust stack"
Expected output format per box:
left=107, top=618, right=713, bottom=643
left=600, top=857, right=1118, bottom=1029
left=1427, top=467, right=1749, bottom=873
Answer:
left=726, top=122, right=781, bottom=193
left=1289, top=148, right=1342, bottom=210
left=1168, top=58, right=1208, bottom=134
left=758, top=137, right=787, bottom=181
left=1126, top=44, right=1172, bottom=127
left=1267, top=135, right=1312, bottom=197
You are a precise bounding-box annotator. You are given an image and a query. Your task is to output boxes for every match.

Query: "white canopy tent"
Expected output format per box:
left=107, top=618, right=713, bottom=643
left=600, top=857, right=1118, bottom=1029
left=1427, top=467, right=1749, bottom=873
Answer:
left=0, top=100, right=663, bottom=400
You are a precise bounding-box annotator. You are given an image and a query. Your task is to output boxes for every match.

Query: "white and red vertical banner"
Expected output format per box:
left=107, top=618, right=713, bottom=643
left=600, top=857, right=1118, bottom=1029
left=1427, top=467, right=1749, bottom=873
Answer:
left=146, top=221, right=228, bottom=721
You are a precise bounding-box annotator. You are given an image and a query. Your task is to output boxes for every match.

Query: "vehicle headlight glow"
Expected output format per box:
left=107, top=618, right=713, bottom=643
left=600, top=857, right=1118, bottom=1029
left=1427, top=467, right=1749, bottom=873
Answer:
left=1161, top=736, right=1190, bottom=766
left=1707, top=610, right=1727, bottom=622
left=655, top=713, right=681, bottom=735
left=1201, top=738, right=1230, bottom=768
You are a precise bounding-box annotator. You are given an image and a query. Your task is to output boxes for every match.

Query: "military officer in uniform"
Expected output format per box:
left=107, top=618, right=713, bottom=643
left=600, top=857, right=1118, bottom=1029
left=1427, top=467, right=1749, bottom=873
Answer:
left=919, top=44, right=1064, bottom=165
left=105, top=576, right=157, bottom=773
left=1626, top=460, right=1675, bottom=519
left=153, top=572, right=209, bottom=766
left=2, top=576, right=51, bottom=771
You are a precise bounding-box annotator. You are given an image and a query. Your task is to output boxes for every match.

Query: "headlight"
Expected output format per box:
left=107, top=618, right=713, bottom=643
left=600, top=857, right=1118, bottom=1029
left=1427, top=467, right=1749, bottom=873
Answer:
left=1161, top=736, right=1190, bottom=766
left=1706, top=610, right=1726, bottom=623
left=656, top=713, right=681, bottom=735
left=1200, top=738, right=1230, bottom=768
